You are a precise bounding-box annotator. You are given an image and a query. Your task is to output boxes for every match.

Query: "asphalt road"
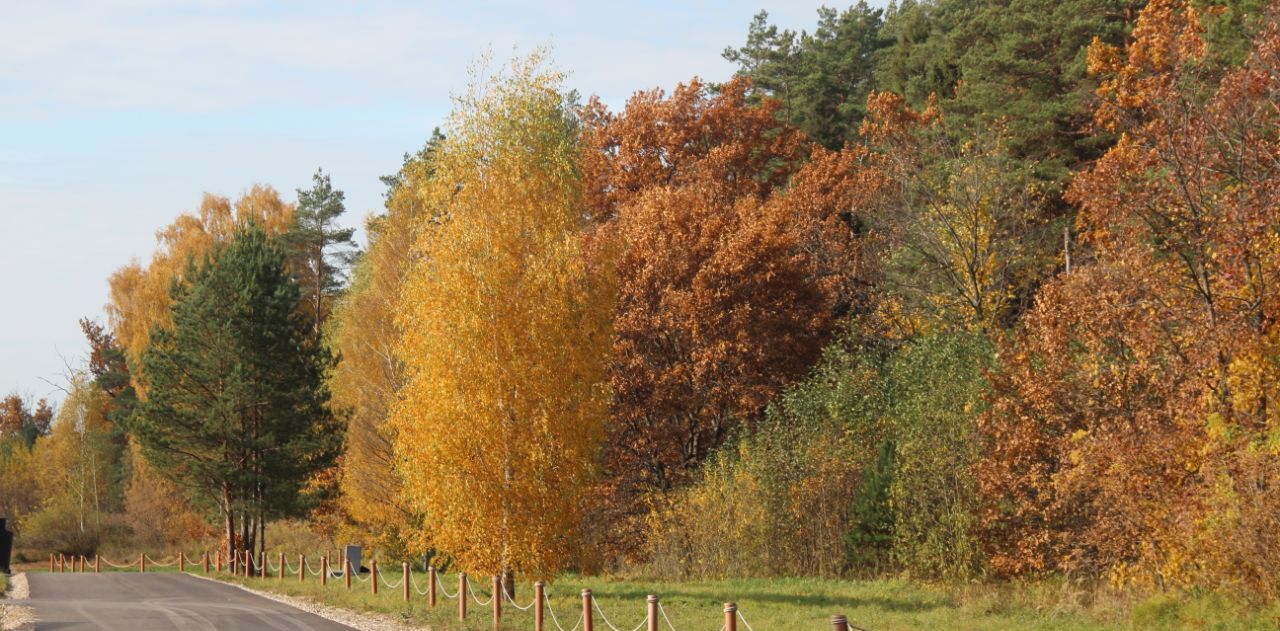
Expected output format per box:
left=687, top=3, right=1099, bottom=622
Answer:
left=23, top=572, right=357, bottom=630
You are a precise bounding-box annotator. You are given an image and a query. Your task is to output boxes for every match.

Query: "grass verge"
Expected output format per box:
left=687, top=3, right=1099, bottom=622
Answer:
left=23, top=562, right=1280, bottom=630
left=211, top=570, right=1280, bottom=631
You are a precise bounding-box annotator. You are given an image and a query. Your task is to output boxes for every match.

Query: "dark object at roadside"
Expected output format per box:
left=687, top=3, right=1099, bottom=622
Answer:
left=0, top=517, right=12, bottom=575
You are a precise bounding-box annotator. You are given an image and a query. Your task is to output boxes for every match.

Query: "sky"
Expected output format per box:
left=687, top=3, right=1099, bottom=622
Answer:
left=0, top=0, right=852, bottom=404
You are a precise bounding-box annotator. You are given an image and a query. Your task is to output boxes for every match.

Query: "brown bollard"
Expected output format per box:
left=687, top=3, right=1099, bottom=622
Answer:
left=321, top=556, right=328, bottom=586
left=49, top=553, right=54, bottom=573
left=140, top=552, right=146, bottom=573
left=179, top=552, right=186, bottom=573
left=58, top=553, right=63, bottom=573
left=229, top=550, right=235, bottom=575
left=80, top=555, right=85, bottom=572
left=278, top=552, right=285, bottom=580
left=203, top=551, right=209, bottom=574
left=492, top=575, right=501, bottom=630
left=647, top=595, right=658, bottom=631
left=402, top=563, right=410, bottom=602
left=344, top=558, right=352, bottom=591
left=428, top=567, right=437, bottom=607
left=300, top=555, right=306, bottom=582
left=535, top=582, right=546, bottom=631
left=582, top=589, right=594, bottom=631
left=372, top=560, right=379, bottom=595
left=459, top=572, right=468, bottom=620
left=94, top=554, right=100, bottom=573
left=831, top=614, right=849, bottom=631
left=724, top=603, right=737, bottom=631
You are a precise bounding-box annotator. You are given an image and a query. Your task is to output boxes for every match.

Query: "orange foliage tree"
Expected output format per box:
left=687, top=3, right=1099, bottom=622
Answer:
left=978, top=0, right=1280, bottom=592
left=584, top=77, right=889, bottom=560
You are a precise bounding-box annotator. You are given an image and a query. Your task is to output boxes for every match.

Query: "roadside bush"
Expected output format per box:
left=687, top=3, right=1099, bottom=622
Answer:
left=882, top=331, right=991, bottom=580
left=640, top=330, right=991, bottom=580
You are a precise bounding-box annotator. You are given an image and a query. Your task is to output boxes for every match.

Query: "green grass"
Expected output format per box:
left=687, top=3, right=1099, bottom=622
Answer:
left=206, top=569, right=1280, bottom=631
left=0, top=572, right=9, bottom=596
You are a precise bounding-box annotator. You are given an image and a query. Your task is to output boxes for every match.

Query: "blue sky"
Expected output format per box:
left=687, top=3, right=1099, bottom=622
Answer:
left=0, top=0, right=860, bottom=402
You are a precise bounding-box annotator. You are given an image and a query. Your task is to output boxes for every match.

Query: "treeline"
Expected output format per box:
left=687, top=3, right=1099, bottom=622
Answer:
left=3, top=0, right=1279, bottom=598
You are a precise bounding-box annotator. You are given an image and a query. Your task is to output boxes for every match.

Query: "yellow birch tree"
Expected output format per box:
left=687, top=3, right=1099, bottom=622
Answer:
left=391, top=53, right=614, bottom=577
left=332, top=138, right=442, bottom=555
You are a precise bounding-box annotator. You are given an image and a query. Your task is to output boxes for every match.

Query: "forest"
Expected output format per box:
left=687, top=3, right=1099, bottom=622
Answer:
left=3, top=0, right=1280, bottom=613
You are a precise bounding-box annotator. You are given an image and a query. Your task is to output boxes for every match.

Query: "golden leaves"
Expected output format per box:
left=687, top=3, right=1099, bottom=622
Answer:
left=390, top=54, right=613, bottom=577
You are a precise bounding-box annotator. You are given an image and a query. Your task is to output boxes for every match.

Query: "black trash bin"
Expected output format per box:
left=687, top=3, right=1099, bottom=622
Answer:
left=0, top=517, right=12, bottom=575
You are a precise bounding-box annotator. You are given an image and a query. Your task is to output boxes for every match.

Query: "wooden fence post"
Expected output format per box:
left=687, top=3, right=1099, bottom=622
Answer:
left=321, top=556, right=328, bottom=586
left=344, top=558, right=352, bottom=591
left=647, top=595, right=658, bottom=631
left=492, top=575, right=501, bottom=630
left=179, top=552, right=185, bottom=573
left=403, top=563, right=410, bottom=602
left=582, top=589, right=593, bottom=631
left=278, top=552, right=285, bottom=580
left=459, top=572, right=468, bottom=620
left=831, top=614, right=849, bottom=631
left=300, top=554, right=305, bottom=582
left=724, top=602, right=737, bottom=631
left=536, top=582, right=546, bottom=631
left=372, top=560, right=379, bottom=595
left=428, top=566, right=437, bottom=607
left=94, top=554, right=100, bottom=574
left=140, top=552, right=146, bottom=573
left=203, top=551, right=209, bottom=574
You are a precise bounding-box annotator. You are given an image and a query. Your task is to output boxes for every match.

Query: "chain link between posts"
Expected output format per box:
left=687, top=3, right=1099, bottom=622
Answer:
left=503, top=586, right=537, bottom=611
left=143, top=555, right=177, bottom=567
left=99, top=557, right=140, bottom=569
left=467, top=575, right=493, bottom=605
left=592, top=594, right=647, bottom=631
left=544, top=596, right=583, bottom=631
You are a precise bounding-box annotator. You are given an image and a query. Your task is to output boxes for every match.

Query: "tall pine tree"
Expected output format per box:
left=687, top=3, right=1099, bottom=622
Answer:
left=129, top=225, right=341, bottom=569
left=287, top=169, right=358, bottom=335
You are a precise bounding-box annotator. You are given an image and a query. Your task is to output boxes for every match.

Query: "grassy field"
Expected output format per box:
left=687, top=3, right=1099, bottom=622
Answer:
left=0, top=573, right=8, bottom=596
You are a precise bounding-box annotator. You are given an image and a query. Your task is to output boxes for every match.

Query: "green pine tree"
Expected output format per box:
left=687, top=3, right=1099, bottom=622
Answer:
left=286, top=169, right=358, bottom=335
left=129, top=225, right=341, bottom=569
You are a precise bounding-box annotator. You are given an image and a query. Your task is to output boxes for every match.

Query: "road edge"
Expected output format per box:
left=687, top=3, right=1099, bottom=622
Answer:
left=0, top=572, right=35, bottom=631
left=187, top=573, right=427, bottom=631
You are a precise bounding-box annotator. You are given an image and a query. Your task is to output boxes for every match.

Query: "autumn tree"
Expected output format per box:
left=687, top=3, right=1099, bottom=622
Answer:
left=583, top=77, right=889, bottom=563
left=0, top=394, right=53, bottom=448
left=391, top=55, right=614, bottom=579
left=862, top=92, right=1044, bottom=331
left=978, top=0, right=1280, bottom=592
left=579, top=77, right=806, bottom=223
left=331, top=132, right=444, bottom=555
left=21, top=374, right=122, bottom=554
left=129, top=226, right=341, bottom=569
left=285, top=169, right=358, bottom=336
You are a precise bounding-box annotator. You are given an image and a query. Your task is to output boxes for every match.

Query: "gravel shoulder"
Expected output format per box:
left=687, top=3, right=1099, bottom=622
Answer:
left=0, top=573, right=35, bottom=631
